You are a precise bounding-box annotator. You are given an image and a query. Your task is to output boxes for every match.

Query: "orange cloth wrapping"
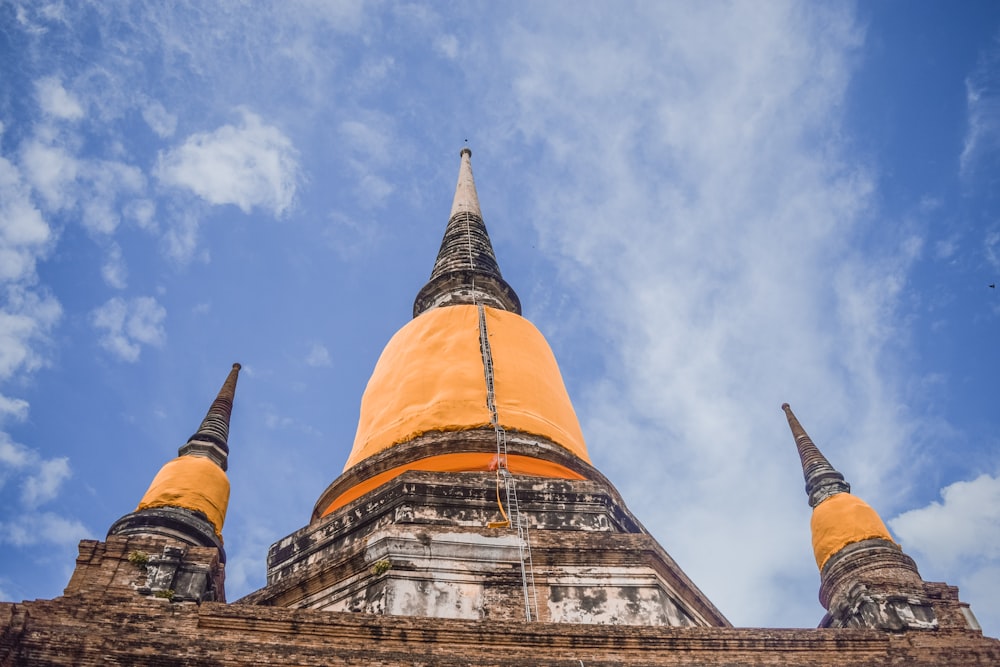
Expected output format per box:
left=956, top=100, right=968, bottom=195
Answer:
left=810, top=492, right=894, bottom=570
left=136, top=456, right=230, bottom=537
left=486, top=307, right=589, bottom=462
left=322, top=453, right=585, bottom=516
left=344, top=304, right=590, bottom=470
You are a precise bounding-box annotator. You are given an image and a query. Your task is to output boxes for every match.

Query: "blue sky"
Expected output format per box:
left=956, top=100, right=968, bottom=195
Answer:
left=1, top=0, right=998, bottom=636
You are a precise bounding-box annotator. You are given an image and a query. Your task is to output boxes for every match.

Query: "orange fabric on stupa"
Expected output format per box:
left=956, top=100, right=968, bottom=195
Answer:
left=343, top=304, right=590, bottom=470
left=810, top=492, right=894, bottom=570
left=322, top=453, right=585, bottom=516
left=485, top=307, right=589, bottom=461
left=136, top=455, right=230, bottom=537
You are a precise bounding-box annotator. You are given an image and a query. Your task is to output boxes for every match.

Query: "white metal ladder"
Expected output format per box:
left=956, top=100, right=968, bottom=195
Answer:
left=477, top=303, right=539, bottom=622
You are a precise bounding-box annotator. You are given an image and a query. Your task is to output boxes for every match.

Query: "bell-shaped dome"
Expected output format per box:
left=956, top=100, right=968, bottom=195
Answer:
left=345, top=304, right=590, bottom=470
left=810, top=492, right=895, bottom=570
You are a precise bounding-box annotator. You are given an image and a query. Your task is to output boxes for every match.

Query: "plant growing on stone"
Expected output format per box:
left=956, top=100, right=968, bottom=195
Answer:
left=370, top=559, right=392, bottom=575
left=128, top=550, right=149, bottom=568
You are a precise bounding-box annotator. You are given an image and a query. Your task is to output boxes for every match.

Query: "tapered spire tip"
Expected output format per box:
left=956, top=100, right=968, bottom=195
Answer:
left=178, top=363, right=242, bottom=470
left=412, top=148, right=521, bottom=316
left=782, top=402, right=850, bottom=507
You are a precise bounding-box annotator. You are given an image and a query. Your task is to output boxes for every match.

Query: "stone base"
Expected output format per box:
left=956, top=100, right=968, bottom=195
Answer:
left=243, top=470, right=726, bottom=627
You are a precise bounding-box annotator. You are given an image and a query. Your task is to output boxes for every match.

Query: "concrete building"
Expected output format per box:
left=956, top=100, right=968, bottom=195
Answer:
left=1, top=149, right=997, bottom=665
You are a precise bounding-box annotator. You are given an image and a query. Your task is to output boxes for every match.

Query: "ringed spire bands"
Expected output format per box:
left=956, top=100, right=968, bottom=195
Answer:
left=781, top=402, right=850, bottom=507
left=781, top=403, right=894, bottom=570
left=317, top=150, right=590, bottom=518
left=107, top=364, right=242, bottom=553
left=413, top=148, right=521, bottom=317
left=180, top=362, right=242, bottom=471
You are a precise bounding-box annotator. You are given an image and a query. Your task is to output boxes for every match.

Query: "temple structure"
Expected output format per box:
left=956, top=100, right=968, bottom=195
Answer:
left=1, top=149, right=997, bottom=665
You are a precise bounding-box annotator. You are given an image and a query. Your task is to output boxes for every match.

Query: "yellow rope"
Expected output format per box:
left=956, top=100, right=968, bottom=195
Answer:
left=487, top=468, right=511, bottom=529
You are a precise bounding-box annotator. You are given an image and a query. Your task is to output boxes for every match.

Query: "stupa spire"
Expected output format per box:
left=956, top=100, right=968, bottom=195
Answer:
left=107, top=364, right=242, bottom=559
left=179, top=362, right=241, bottom=470
left=450, top=146, right=483, bottom=219
left=781, top=402, right=850, bottom=507
left=413, top=147, right=521, bottom=317
left=780, top=403, right=937, bottom=630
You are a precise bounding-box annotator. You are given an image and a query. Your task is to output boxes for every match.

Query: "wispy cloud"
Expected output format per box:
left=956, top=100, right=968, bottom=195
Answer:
left=473, top=2, right=915, bottom=625
left=338, top=115, right=396, bottom=207
left=18, top=93, right=146, bottom=236
left=21, top=457, right=71, bottom=508
left=0, top=106, right=77, bottom=566
left=35, top=76, right=84, bottom=121
left=0, top=511, right=88, bottom=547
left=305, top=343, right=331, bottom=368
left=985, top=229, right=1000, bottom=272
left=960, top=31, right=1000, bottom=180
left=161, top=210, right=203, bottom=264
left=0, top=144, right=53, bottom=283
left=435, top=34, right=458, bottom=60
left=141, top=98, right=177, bottom=138
left=91, top=296, right=167, bottom=362
left=155, top=110, right=300, bottom=216
left=0, top=429, right=81, bottom=545
left=0, top=286, right=62, bottom=380
left=101, top=242, right=128, bottom=289
left=0, top=395, right=29, bottom=422
left=18, top=137, right=79, bottom=211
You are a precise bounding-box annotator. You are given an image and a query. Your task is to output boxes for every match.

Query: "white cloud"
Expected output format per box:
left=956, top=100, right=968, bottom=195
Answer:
left=339, top=117, right=395, bottom=206
left=435, top=34, right=459, bottom=60
left=0, top=433, right=32, bottom=469
left=19, top=136, right=144, bottom=235
left=101, top=242, right=127, bottom=289
left=353, top=56, right=395, bottom=91
left=325, top=210, right=380, bottom=259
left=156, top=111, right=300, bottom=216
left=0, top=395, right=29, bottom=422
left=0, top=286, right=62, bottom=381
left=0, top=511, right=88, bottom=547
left=290, top=0, right=366, bottom=30
left=141, top=99, right=177, bottom=138
left=960, top=35, right=1000, bottom=179
left=35, top=76, right=84, bottom=120
left=262, top=406, right=321, bottom=436
left=125, top=198, right=156, bottom=230
left=891, top=474, right=1000, bottom=570
left=305, top=343, right=331, bottom=367
left=21, top=457, right=71, bottom=508
left=986, top=229, right=1000, bottom=271
left=91, top=296, right=167, bottom=362
left=79, top=160, right=145, bottom=234
left=890, top=474, right=1000, bottom=636
left=161, top=210, right=204, bottom=263
left=19, top=138, right=78, bottom=211
left=0, top=431, right=73, bottom=515
left=0, top=151, right=52, bottom=282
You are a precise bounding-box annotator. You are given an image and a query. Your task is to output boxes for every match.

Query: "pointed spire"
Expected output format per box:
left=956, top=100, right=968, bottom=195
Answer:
left=450, top=147, right=482, bottom=219
left=179, top=363, right=241, bottom=470
left=108, top=364, right=241, bottom=560
left=781, top=403, right=850, bottom=507
left=413, top=148, right=521, bottom=317
left=780, top=404, right=940, bottom=631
